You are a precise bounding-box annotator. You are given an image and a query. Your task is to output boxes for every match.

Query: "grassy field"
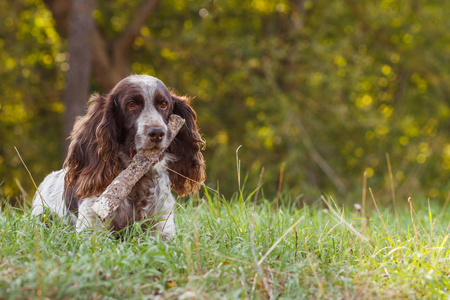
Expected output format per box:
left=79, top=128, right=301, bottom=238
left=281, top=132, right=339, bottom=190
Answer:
left=1, top=190, right=450, bottom=299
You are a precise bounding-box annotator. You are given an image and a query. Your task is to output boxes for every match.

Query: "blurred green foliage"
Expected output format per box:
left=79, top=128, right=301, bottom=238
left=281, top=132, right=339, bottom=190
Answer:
left=0, top=0, right=448, bottom=203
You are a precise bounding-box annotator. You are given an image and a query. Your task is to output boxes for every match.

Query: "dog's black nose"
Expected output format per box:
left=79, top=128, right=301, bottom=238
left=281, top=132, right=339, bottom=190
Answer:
left=147, top=127, right=165, bottom=143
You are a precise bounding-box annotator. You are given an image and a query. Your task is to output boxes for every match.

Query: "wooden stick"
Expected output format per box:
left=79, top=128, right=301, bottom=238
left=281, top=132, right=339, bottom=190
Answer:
left=92, top=115, right=185, bottom=220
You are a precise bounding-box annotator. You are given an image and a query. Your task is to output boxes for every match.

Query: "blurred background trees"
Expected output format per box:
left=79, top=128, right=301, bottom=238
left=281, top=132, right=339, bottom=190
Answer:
left=1, top=0, right=448, bottom=204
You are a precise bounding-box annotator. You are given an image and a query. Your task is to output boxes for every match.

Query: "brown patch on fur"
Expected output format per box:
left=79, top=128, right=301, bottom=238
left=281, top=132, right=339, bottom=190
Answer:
left=64, top=94, right=122, bottom=198
left=168, top=94, right=206, bottom=196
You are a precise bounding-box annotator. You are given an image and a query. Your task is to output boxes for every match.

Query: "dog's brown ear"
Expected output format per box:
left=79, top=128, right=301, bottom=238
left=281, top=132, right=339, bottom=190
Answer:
left=64, top=93, right=122, bottom=198
left=168, top=94, right=205, bottom=196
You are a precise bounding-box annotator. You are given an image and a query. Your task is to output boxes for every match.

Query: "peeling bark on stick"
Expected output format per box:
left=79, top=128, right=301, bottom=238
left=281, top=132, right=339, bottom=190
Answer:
left=92, top=115, right=185, bottom=220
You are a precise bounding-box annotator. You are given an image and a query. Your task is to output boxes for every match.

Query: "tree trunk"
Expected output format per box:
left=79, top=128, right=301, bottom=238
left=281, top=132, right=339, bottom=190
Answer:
left=43, top=0, right=160, bottom=153
left=63, top=0, right=95, bottom=155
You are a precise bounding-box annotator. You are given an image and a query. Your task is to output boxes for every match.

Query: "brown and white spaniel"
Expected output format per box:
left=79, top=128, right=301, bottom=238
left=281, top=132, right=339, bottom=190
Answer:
left=31, top=75, right=205, bottom=240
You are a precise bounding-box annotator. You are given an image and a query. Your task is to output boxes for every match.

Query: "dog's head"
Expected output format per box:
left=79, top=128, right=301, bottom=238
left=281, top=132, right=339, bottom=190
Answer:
left=64, top=75, right=205, bottom=198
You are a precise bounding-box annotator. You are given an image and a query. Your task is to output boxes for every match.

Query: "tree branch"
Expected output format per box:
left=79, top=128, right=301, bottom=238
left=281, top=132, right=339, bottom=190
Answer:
left=114, top=0, right=161, bottom=58
left=295, top=118, right=347, bottom=194
left=42, top=0, right=71, bottom=37
left=289, top=0, right=305, bottom=30
left=344, top=0, right=394, bottom=49
left=44, top=0, right=162, bottom=91
left=91, top=27, right=124, bottom=90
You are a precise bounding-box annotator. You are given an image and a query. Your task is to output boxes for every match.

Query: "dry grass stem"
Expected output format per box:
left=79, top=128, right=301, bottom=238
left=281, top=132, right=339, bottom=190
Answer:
left=369, top=188, right=389, bottom=235
left=275, top=162, right=285, bottom=211
left=386, top=153, right=399, bottom=227
left=408, top=197, right=419, bottom=245
left=258, top=216, right=304, bottom=266
left=14, top=146, right=48, bottom=208
left=253, top=167, right=265, bottom=209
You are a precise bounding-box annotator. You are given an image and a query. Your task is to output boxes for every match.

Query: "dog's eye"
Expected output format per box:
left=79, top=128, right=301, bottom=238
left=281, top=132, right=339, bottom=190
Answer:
left=160, top=102, right=168, bottom=109
left=128, top=100, right=137, bottom=108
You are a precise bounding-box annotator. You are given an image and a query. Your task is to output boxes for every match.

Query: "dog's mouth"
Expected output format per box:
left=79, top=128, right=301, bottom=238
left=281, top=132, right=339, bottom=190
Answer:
left=129, top=147, right=137, bottom=159
left=129, top=146, right=163, bottom=159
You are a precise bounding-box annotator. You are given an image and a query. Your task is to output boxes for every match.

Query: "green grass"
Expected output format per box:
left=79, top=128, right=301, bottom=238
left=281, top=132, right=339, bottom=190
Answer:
left=1, top=192, right=450, bottom=299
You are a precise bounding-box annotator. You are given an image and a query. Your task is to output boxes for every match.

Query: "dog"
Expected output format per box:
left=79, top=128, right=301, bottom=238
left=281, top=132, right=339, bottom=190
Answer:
left=31, top=75, right=205, bottom=240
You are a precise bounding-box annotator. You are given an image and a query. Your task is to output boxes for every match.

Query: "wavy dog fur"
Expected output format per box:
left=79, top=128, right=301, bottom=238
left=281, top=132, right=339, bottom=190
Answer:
left=32, top=75, right=205, bottom=239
